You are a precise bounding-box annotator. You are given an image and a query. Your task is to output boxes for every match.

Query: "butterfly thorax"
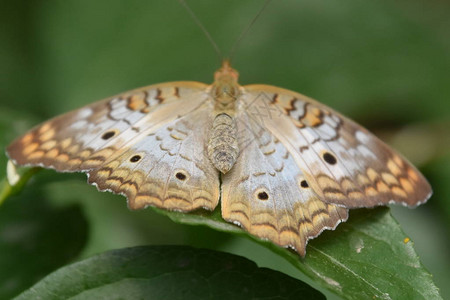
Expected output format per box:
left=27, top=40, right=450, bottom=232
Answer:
left=207, top=60, right=240, bottom=174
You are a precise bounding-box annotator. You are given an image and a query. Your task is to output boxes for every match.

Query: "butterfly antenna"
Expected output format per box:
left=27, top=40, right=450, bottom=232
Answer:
left=179, top=0, right=223, bottom=61
left=228, top=0, right=272, bottom=63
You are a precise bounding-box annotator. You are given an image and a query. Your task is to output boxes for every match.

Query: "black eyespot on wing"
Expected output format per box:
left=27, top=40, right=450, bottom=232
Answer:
left=257, top=191, right=269, bottom=200
left=322, top=152, right=337, bottom=165
left=300, top=180, right=309, bottom=188
left=175, top=172, right=187, bottom=180
left=130, top=155, right=141, bottom=162
left=102, top=131, right=116, bottom=140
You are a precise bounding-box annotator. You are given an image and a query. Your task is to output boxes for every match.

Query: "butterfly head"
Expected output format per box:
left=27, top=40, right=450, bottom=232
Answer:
left=214, top=60, right=239, bottom=82
left=212, top=60, right=241, bottom=110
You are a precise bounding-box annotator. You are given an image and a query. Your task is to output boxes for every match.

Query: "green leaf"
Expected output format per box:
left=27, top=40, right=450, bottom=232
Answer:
left=0, top=183, right=89, bottom=299
left=14, top=245, right=325, bottom=300
left=0, top=152, right=441, bottom=300
left=154, top=206, right=442, bottom=300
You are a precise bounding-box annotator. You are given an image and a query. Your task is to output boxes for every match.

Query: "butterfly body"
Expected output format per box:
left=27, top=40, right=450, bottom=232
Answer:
left=207, top=60, right=241, bottom=173
left=6, top=61, right=431, bottom=256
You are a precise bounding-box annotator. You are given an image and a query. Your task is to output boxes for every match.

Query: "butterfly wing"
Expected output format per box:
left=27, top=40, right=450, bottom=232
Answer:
left=221, top=84, right=431, bottom=255
left=243, top=84, right=432, bottom=209
left=7, top=82, right=220, bottom=211
left=221, top=107, right=348, bottom=256
left=7, top=76, right=431, bottom=256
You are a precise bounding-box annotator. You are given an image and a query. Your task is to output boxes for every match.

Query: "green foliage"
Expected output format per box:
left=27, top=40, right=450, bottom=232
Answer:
left=0, top=178, right=88, bottom=300
left=14, top=246, right=325, bottom=300
left=1, top=0, right=449, bottom=299
left=158, top=206, right=441, bottom=299
left=0, top=171, right=443, bottom=299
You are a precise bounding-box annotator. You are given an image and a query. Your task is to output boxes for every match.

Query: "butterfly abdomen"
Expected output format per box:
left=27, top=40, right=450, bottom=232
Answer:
left=207, top=113, right=239, bottom=174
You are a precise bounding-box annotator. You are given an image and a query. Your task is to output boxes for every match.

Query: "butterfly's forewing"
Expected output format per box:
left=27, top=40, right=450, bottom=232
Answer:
left=7, top=82, right=220, bottom=211
left=244, top=85, right=432, bottom=209
left=219, top=84, right=431, bottom=255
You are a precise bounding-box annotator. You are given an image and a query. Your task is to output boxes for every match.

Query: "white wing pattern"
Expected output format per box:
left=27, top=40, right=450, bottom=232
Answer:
left=7, top=82, right=220, bottom=211
left=7, top=62, right=431, bottom=256
left=221, top=109, right=349, bottom=255
left=244, top=85, right=431, bottom=209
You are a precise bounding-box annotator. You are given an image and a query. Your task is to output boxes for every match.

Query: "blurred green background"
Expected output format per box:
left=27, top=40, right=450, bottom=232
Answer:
left=1, top=0, right=449, bottom=299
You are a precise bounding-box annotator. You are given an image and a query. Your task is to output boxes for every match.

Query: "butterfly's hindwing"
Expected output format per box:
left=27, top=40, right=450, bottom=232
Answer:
left=88, top=104, right=220, bottom=211
left=221, top=110, right=348, bottom=256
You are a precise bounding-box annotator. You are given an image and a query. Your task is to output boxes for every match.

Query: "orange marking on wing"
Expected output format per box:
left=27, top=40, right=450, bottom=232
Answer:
left=307, top=200, right=327, bottom=211
left=278, top=213, right=295, bottom=226
left=164, top=197, right=192, bottom=210
left=317, top=176, right=341, bottom=190
left=393, top=155, right=404, bottom=167
left=110, top=169, right=130, bottom=179
left=56, top=153, right=70, bottom=162
left=105, top=160, right=121, bottom=170
left=127, top=93, right=147, bottom=111
left=92, top=148, right=115, bottom=160
left=82, top=159, right=103, bottom=168
left=105, top=178, right=122, bottom=189
left=227, top=210, right=249, bottom=223
left=252, top=211, right=277, bottom=223
left=279, top=231, right=299, bottom=244
left=348, top=191, right=364, bottom=200
left=229, top=201, right=249, bottom=212
left=120, top=182, right=137, bottom=197
left=292, top=119, right=305, bottom=128
left=134, top=195, right=163, bottom=209
left=45, top=148, right=59, bottom=158
left=28, top=151, right=45, bottom=160
left=40, top=140, right=57, bottom=151
left=39, top=128, right=55, bottom=142
left=365, top=186, right=378, bottom=196
left=376, top=181, right=390, bottom=193
left=381, top=173, right=399, bottom=186
left=96, top=169, right=111, bottom=178
left=324, top=191, right=347, bottom=201
left=191, top=197, right=213, bottom=208
left=65, top=143, right=79, bottom=153
left=138, top=181, right=163, bottom=194
left=78, top=150, right=92, bottom=159
left=312, top=212, right=331, bottom=225
left=128, top=172, right=144, bottom=187
left=298, top=222, right=314, bottom=235
left=301, top=107, right=322, bottom=127
left=251, top=223, right=278, bottom=237
left=23, top=143, right=39, bottom=155
left=357, top=174, right=371, bottom=186
left=21, top=133, right=33, bottom=144
left=387, top=159, right=402, bottom=176
left=38, top=123, right=51, bottom=134
left=60, top=138, right=72, bottom=149
left=67, top=158, right=82, bottom=167
left=341, top=178, right=357, bottom=193
left=407, top=168, right=419, bottom=182
left=367, top=168, right=379, bottom=182
left=392, top=186, right=407, bottom=198
left=400, top=178, right=414, bottom=193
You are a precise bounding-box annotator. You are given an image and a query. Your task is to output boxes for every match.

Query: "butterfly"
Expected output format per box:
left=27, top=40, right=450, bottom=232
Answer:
left=6, top=60, right=432, bottom=257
